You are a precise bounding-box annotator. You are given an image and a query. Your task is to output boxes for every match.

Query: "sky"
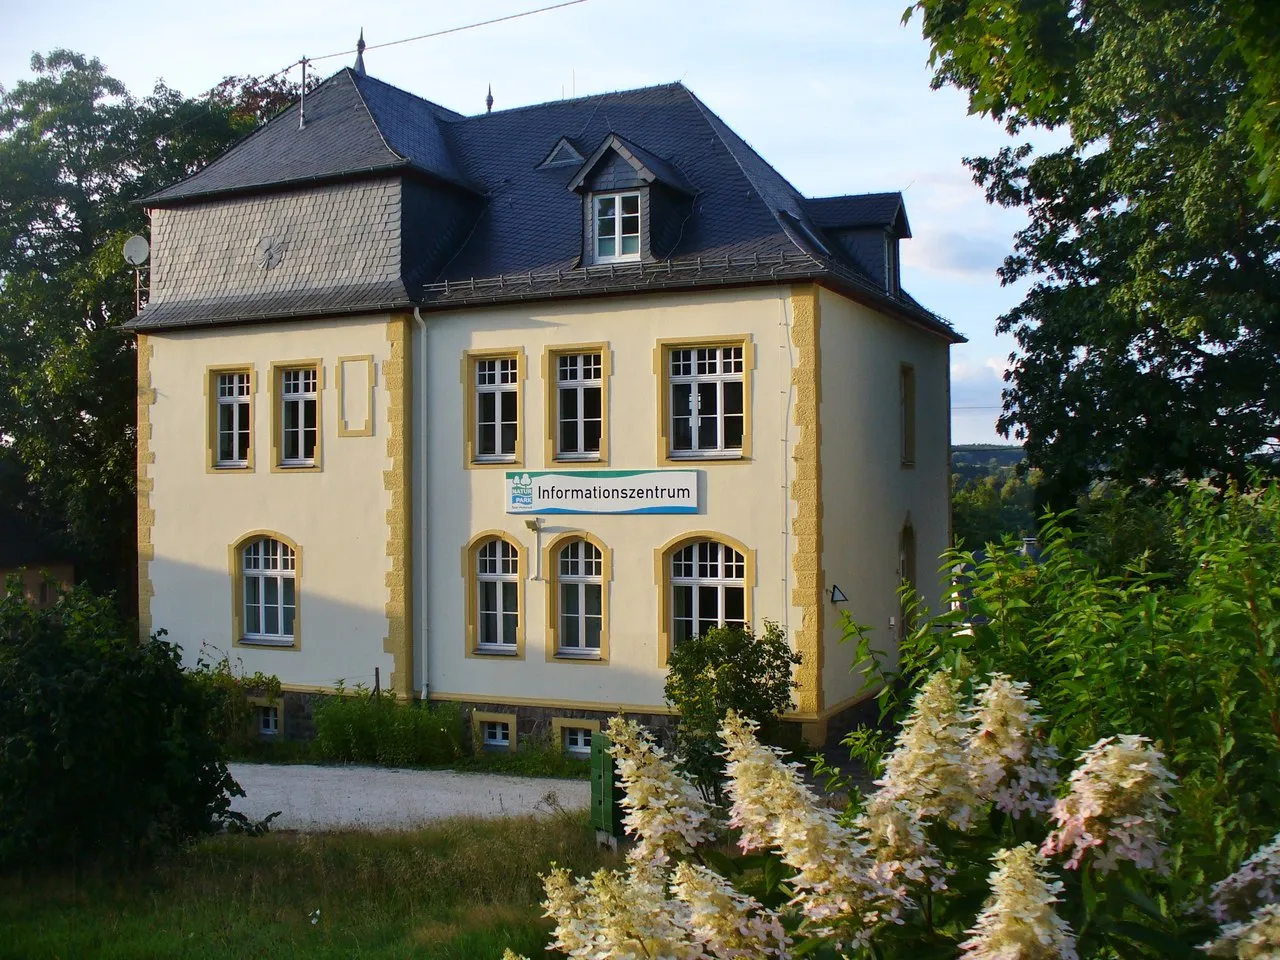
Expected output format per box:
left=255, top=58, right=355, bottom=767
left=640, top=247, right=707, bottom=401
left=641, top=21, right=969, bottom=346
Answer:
left=1, top=0, right=1052, bottom=444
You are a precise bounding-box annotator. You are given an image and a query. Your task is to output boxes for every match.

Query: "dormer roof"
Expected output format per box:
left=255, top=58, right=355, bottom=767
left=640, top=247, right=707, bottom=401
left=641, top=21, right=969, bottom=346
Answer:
left=566, top=133, right=695, bottom=195
left=805, top=192, right=912, bottom=239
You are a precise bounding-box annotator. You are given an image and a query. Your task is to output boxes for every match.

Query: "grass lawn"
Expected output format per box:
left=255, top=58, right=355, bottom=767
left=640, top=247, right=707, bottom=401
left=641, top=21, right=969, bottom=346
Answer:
left=0, top=812, right=616, bottom=959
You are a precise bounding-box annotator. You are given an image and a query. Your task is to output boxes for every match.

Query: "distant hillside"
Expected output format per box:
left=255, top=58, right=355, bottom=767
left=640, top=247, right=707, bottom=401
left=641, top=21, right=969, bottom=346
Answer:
left=951, top=444, right=1026, bottom=469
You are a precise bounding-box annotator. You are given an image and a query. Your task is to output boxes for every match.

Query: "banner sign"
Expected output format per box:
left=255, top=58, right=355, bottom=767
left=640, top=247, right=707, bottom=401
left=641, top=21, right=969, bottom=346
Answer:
left=505, top=470, right=699, bottom=515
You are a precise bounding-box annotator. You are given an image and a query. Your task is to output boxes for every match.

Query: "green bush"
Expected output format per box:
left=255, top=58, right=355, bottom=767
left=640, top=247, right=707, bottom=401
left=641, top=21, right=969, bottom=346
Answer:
left=187, top=645, right=281, bottom=755
left=848, top=477, right=1280, bottom=895
left=664, top=620, right=800, bottom=801
left=0, top=582, right=243, bottom=868
left=313, top=689, right=464, bottom=766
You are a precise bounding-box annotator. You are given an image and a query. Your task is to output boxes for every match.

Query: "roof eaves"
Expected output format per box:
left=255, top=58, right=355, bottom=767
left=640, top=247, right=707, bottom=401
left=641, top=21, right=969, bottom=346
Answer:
left=138, top=161, right=414, bottom=208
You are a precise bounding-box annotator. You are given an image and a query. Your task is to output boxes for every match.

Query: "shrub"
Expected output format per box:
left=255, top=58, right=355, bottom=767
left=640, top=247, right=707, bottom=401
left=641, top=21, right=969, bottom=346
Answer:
left=187, top=644, right=281, bottom=755
left=0, top=582, right=243, bottom=868
left=664, top=620, right=800, bottom=801
left=849, top=477, right=1280, bottom=895
left=313, top=689, right=464, bottom=766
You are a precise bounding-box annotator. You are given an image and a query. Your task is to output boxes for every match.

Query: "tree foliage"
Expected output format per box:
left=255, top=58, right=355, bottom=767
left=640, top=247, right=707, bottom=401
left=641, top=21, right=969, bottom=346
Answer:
left=908, top=1, right=1280, bottom=502
left=0, top=51, right=302, bottom=609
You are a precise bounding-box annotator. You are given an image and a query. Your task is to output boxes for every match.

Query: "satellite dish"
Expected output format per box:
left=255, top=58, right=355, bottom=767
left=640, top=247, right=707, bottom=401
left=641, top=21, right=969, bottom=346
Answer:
left=123, top=235, right=150, bottom=266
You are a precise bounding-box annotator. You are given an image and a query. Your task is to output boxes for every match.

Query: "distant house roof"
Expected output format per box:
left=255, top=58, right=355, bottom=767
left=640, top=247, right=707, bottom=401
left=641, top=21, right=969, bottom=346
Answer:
left=0, top=505, right=71, bottom=569
left=133, top=69, right=961, bottom=343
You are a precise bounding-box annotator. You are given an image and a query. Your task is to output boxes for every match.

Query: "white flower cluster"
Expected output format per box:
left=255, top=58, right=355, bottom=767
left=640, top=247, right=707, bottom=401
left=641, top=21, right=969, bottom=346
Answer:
left=967, top=674, right=1059, bottom=818
left=719, top=711, right=901, bottom=942
left=959, top=843, right=1079, bottom=960
left=606, top=716, right=711, bottom=865
left=855, top=791, right=946, bottom=894
left=670, top=861, right=791, bottom=958
left=1206, top=833, right=1280, bottom=925
left=875, top=671, right=982, bottom=831
left=1041, top=734, right=1176, bottom=873
left=1201, top=902, right=1280, bottom=959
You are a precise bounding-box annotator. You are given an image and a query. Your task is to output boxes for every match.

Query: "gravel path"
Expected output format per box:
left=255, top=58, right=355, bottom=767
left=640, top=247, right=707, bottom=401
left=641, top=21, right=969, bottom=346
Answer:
left=227, top=763, right=590, bottom=831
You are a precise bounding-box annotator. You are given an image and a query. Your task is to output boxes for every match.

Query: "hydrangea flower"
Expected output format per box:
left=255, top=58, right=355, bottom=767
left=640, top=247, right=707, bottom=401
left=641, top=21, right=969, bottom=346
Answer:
left=876, top=670, right=982, bottom=830
left=719, top=711, right=901, bottom=943
left=959, top=843, right=1079, bottom=960
left=967, top=673, right=1059, bottom=818
left=606, top=715, right=711, bottom=865
left=1201, top=902, right=1280, bottom=958
left=542, top=861, right=699, bottom=960
left=1040, top=734, right=1176, bottom=874
left=856, top=791, right=948, bottom=893
left=670, top=861, right=791, bottom=958
left=1205, top=833, right=1280, bottom=925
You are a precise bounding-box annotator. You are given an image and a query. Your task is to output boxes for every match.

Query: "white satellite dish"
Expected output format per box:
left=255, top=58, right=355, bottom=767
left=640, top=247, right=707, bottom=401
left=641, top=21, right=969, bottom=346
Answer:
left=123, top=235, right=150, bottom=266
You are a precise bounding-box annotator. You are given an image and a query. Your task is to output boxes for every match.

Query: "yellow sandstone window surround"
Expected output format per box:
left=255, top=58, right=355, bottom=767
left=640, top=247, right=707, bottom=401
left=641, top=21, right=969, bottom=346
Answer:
left=654, top=335, right=754, bottom=465
left=461, top=531, right=527, bottom=659
left=269, top=360, right=324, bottom=472
left=543, top=343, right=611, bottom=464
left=205, top=364, right=255, bottom=472
left=462, top=348, right=526, bottom=468
left=472, top=710, right=518, bottom=753
left=551, top=716, right=601, bottom=757
left=229, top=531, right=302, bottom=652
left=543, top=532, right=611, bottom=664
left=653, top=531, right=756, bottom=667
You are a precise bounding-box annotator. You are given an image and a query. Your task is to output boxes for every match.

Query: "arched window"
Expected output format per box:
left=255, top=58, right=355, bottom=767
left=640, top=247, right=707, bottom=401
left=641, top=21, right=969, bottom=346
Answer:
left=670, top=539, right=746, bottom=645
left=476, top=538, right=520, bottom=649
left=242, top=537, right=296, bottom=644
left=557, top=539, right=603, bottom=655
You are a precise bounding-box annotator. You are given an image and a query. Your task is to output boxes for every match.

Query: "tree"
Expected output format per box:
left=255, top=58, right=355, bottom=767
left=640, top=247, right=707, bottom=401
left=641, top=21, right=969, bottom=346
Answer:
left=907, top=1, right=1280, bottom=503
left=0, top=52, right=303, bottom=610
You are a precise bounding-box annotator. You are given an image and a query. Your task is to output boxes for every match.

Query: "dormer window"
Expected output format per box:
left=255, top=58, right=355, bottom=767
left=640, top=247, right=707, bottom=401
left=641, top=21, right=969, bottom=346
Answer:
left=594, top=193, right=641, bottom=262
left=885, top=234, right=900, bottom=296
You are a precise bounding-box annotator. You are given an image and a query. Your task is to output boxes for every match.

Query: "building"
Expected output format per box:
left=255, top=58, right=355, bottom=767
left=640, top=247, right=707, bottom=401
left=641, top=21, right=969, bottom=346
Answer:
left=128, top=61, right=963, bottom=748
left=0, top=504, right=74, bottom=608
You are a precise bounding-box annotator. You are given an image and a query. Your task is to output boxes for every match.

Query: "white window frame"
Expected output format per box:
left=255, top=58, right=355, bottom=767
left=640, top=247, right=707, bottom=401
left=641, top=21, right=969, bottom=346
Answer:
left=562, top=726, right=592, bottom=756
left=482, top=720, right=511, bottom=748
left=215, top=372, right=251, bottom=467
left=475, top=357, right=519, bottom=462
left=476, top=539, right=519, bottom=650
left=593, top=192, right=642, bottom=263
left=259, top=704, right=279, bottom=736
left=668, top=346, right=745, bottom=458
left=280, top=367, right=318, bottom=466
left=670, top=540, right=747, bottom=646
left=242, top=537, right=296, bottom=645
left=556, top=352, right=603, bottom=460
left=557, top=539, right=603, bottom=657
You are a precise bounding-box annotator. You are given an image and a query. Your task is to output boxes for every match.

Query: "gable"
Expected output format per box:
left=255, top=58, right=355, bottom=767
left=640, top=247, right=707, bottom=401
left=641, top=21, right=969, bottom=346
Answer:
left=540, top=138, right=584, bottom=167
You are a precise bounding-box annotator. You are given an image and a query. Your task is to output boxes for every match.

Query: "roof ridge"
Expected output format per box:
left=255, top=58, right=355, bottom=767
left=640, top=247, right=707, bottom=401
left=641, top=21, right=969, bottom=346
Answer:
left=453, top=80, right=689, bottom=120
left=808, top=190, right=901, bottom=202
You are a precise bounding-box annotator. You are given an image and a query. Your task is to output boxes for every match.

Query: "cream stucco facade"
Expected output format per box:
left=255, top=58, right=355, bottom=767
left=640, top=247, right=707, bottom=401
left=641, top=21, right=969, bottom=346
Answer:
left=141, top=282, right=951, bottom=743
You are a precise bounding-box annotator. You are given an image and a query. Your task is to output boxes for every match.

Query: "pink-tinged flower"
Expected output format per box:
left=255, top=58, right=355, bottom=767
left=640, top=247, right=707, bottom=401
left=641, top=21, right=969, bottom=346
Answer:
left=670, top=861, right=791, bottom=958
left=876, top=670, right=982, bottom=830
left=719, top=711, right=902, bottom=943
left=1041, top=735, right=1176, bottom=874
left=960, top=843, right=1079, bottom=960
left=1205, top=833, right=1280, bottom=926
left=856, top=791, right=949, bottom=894
left=967, top=673, right=1059, bottom=818
left=606, top=715, right=711, bottom=865
left=1201, top=902, right=1280, bottom=958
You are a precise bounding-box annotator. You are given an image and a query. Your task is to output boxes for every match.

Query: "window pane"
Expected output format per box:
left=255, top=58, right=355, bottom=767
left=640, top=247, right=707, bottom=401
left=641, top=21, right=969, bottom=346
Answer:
left=597, top=236, right=616, bottom=258
left=583, top=419, right=601, bottom=453
left=480, top=611, right=498, bottom=645
left=672, top=384, right=693, bottom=451
left=236, top=402, right=251, bottom=461
left=673, top=584, right=694, bottom=645
left=304, top=398, right=316, bottom=430
left=502, top=581, right=518, bottom=618
left=563, top=582, right=580, bottom=617
left=500, top=390, right=518, bottom=455
left=620, top=234, right=639, bottom=255
left=480, top=580, right=497, bottom=613
left=724, top=586, right=745, bottom=625
left=585, top=614, right=602, bottom=650
left=264, top=576, right=278, bottom=607
left=502, top=612, right=519, bottom=646
left=245, top=576, right=260, bottom=633
left=265, top=602, right=279, bottom=636
left=697, top=382, right=719, bottom=449
left=698, top=585, right=719, bottom=633
left=283, top=606, right=295, bottom=637
left=723, top=381, right=744, bottom=449
left=477, top=392, right=496, bottom=455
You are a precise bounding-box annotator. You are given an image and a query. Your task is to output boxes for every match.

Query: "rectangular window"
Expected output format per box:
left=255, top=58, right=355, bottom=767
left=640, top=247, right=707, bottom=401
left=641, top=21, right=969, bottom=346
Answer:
left=475, top=357, right=518, bottom=461
left=562, top=727, right=592, bottom=756
left=557, top=352, right=603, bottom=459
left=900, top=364, right=916, bottom=467
left=669, top=346, right=745, bottom=457
left=482, top=720, right=511, bottom=749
left=280, top=367, right=318, bottom=466
left=594, top=192, right=641, bottom=262
left=259, top=705, right=279, bottom=736
left=215, top=372, right=251, bottom=467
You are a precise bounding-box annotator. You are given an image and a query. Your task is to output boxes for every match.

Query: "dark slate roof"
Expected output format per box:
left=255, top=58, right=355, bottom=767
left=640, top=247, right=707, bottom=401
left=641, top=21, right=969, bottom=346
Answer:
left=567, top=133, right=695, bottom=195
left=0, top=505, right=71, bottom=568
left=135, top=69, right=959, bottom=342
left=805, top=192, right=911, bottom=237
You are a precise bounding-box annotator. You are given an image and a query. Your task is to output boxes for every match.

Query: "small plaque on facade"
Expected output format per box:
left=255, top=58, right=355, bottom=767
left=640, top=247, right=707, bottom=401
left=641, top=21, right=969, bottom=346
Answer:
left=505, top=470, right=698, bottom=515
